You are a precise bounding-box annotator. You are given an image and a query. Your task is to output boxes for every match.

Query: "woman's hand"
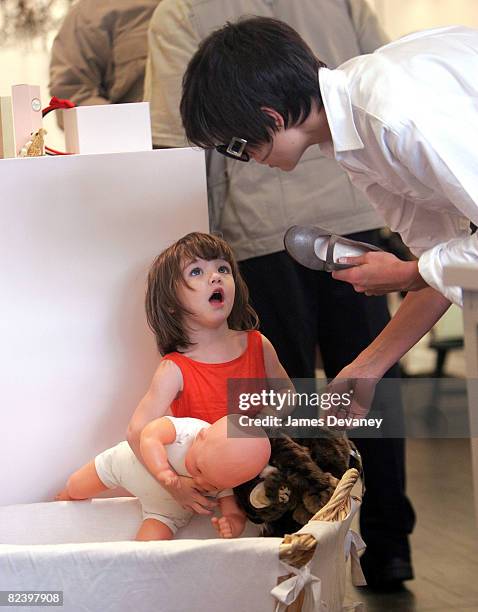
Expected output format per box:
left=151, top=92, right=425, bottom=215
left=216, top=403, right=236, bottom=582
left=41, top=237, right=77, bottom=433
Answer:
left=332, top=252, right=426, bottom=295
left=163, top=476, right=217, bottom=515
left=323, top=362, right=379, bottom=428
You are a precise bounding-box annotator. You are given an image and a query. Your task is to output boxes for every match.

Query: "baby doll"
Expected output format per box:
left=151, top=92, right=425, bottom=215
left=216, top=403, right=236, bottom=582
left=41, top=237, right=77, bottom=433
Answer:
left=56, top=414, right=271, bottom=541
left=126, top=232, right=294, bottom=514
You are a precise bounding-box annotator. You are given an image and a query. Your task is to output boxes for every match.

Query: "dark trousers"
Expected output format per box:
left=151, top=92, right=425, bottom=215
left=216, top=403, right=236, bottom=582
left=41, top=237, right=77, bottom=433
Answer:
left=239, top=230, right=416, bottom=559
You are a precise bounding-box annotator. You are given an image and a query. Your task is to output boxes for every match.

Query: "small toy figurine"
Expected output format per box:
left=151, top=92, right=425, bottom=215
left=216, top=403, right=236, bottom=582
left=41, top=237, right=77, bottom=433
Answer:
left=19, top=127, right=46, bottom=157
left=234, top=432, right=361, bottom=536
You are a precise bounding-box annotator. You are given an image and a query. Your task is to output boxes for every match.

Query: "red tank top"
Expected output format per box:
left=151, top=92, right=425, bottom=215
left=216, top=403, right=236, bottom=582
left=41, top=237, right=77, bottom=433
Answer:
left=163, top=330, right=267, bottom=423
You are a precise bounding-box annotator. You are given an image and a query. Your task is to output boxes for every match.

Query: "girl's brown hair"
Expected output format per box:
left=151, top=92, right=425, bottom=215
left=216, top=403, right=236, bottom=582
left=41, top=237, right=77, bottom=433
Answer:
left=146, top=232, right=259, bottom=354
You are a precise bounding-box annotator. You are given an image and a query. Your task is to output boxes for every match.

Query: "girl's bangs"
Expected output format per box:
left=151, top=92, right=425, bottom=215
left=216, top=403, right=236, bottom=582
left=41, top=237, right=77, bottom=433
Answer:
left=178, top=236, right=232, bottom=268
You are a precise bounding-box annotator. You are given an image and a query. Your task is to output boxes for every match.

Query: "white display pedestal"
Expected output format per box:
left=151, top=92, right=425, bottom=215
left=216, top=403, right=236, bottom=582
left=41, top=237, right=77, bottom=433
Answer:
left=444, top=264, right=478, bottom=522
left=0, top=148, right=208, bottom=505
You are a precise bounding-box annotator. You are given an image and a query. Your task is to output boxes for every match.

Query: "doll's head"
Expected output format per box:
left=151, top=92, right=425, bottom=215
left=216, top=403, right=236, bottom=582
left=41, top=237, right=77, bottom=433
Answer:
left=185, top=415, right=271, bottom=490
left=146, top=232, right=258, bottom=354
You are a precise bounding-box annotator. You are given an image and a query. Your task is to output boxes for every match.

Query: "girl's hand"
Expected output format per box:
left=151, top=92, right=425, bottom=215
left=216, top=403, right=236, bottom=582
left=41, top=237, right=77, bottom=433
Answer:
left=211, top=515, right=234, bottom=538
left=164, top=476, right=217, bottom=515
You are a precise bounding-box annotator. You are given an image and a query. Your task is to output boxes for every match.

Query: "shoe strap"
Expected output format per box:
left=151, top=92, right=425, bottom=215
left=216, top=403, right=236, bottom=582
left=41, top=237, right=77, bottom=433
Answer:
left=325, top=234, right=339, bottom=270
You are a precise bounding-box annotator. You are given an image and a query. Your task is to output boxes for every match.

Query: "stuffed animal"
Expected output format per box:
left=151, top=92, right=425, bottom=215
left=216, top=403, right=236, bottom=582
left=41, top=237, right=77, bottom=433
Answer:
left=234, top=431, right=361, bottom=537
left=19, top=128, right=47, bottom=157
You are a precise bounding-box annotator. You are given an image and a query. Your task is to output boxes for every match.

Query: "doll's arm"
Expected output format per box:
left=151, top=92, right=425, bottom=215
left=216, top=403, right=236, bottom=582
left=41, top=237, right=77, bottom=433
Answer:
left=212, top=495, right=247, bottom=538
left=129, top=367, right=217, bottom=513
left=127, top=359, right=182, bottom=462
left=261, top=335, right=296, bottom=418
left=139, top=416, right=180, bottom=488
left=142, top=417, right=218, bottom=512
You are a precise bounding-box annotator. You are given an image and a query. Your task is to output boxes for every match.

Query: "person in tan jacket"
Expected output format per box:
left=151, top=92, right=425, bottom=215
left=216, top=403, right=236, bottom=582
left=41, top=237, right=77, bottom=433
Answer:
left=49, top=0, right=160, bottom=110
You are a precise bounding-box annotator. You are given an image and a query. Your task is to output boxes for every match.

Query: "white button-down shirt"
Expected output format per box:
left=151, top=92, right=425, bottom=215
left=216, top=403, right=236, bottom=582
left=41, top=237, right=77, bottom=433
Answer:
left=319, top=26, right=478, bottom=306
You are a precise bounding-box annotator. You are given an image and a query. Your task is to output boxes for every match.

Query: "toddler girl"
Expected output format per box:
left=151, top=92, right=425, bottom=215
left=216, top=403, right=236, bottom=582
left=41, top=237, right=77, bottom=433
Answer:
left=127, top=232, right=292, bottom=515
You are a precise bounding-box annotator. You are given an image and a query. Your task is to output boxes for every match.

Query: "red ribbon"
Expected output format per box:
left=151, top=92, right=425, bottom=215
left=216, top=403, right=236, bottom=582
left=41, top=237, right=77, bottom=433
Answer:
left=42, top=96, right=76, bottom=155
left=42, top=96, right=76, bottom=117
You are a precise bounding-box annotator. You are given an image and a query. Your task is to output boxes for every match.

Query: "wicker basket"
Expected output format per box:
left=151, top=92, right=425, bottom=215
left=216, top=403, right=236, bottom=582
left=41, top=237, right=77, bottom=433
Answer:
left=279, top=468, right=360, bottom=569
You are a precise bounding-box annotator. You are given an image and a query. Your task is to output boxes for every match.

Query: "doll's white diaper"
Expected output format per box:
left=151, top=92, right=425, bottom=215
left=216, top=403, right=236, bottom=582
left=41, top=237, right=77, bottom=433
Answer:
left=94, top=441, right=192, bottom=533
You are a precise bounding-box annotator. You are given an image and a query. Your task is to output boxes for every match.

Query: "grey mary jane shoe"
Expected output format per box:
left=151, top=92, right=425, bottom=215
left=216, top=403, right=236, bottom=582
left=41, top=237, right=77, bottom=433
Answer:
left=284, top=225, right=383, bottom=272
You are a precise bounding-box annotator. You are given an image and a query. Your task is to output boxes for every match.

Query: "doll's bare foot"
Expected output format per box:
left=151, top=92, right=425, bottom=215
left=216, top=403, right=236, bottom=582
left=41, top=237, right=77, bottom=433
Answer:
left=54, top=488, right=73, bottom=501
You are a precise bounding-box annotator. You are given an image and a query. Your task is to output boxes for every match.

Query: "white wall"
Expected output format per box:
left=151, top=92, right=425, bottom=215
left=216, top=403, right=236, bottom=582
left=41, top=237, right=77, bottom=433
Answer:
left=370, top=0, right=478, bottom=40
left=1, top=148, right=208, bottom=505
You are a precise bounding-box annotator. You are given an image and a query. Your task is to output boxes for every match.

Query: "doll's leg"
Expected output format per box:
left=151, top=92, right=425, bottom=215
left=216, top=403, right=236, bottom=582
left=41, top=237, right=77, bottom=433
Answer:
left=135, top=518, right=174, bottom=541
left=55, top=461, right=109, bottom=501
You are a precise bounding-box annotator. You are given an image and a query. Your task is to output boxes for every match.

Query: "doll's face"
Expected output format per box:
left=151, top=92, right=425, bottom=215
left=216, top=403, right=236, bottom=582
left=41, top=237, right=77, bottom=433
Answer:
left=177, top=257, right=235, bottom=330
left=185, top=427, right=247, bottom=492
left=185, top=428, right=223, bottom=492
left=185, top=417, right=271, bottom=492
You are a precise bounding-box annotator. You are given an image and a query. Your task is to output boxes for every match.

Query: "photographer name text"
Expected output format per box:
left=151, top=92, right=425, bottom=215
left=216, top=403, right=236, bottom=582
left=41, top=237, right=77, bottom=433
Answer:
left=238, top=414, right=383, bottom=429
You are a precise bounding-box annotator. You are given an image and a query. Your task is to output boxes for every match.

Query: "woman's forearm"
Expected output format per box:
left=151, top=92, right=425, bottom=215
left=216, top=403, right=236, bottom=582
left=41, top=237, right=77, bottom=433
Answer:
left=353, top=287, right=451, bottom=377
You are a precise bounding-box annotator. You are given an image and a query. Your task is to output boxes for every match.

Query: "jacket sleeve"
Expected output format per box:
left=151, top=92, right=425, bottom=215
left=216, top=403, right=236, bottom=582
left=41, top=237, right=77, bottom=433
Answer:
left=143, top=0, right=199, bottom=147
left=347, top=0, right=389, bottom=53
left=49, top=5, right=112, bottom=108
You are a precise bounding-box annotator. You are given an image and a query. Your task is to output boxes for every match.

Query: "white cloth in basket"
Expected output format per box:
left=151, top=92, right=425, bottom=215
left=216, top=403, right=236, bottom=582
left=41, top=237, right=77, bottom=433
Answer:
left=0, top=496, right=363, bottom=611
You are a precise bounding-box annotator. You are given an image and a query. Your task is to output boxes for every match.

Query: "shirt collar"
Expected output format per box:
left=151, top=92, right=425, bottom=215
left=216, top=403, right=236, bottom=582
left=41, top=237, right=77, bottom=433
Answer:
left=319, top=67, right=364, bottom=153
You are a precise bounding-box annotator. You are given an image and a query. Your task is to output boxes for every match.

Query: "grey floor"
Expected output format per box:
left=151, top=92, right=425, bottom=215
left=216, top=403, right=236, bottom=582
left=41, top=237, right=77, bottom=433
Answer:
left=345, top=438, right=478, bottom=611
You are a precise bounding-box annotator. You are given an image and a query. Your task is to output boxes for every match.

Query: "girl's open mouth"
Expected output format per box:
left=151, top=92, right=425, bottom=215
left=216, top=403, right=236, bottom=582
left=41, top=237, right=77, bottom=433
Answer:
left=209, top=288, right=225, bottom=305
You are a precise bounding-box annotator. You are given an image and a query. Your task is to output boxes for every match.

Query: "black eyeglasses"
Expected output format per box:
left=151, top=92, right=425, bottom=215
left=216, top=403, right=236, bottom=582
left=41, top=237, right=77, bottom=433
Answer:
left=216, top=137, right=250, bottom=162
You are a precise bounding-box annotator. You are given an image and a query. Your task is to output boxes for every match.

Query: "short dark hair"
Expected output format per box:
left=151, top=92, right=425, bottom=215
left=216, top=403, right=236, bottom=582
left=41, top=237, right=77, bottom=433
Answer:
left=180, top=16, right=323, bottom=150
left=145, top=232, right=259, bottom=355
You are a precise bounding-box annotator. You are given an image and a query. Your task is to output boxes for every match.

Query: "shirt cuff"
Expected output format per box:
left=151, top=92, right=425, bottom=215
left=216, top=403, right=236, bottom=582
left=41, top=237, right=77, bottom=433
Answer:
left=418, top=244, right=466, bottom=307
